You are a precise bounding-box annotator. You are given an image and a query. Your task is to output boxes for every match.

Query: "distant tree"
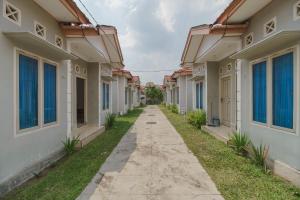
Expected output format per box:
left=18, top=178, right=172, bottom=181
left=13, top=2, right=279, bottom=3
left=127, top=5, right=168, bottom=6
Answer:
left=145, top=86, right=163, bottom=105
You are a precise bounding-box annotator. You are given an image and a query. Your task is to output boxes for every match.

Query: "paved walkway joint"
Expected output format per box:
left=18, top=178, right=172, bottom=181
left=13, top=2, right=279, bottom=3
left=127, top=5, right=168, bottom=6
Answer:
left=77, top=106, right=224, bottom=200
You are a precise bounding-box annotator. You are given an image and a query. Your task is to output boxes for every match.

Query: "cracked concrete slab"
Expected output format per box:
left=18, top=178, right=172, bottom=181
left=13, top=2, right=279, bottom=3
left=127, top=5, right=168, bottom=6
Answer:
left=77, top=106, right=224, bottom=200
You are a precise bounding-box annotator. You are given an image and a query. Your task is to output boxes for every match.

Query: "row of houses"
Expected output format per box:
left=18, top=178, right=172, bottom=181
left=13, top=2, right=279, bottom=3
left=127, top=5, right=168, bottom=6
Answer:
left=164, top=0, right=300, bottom=187
left=0, top=0, right=142, bottom=195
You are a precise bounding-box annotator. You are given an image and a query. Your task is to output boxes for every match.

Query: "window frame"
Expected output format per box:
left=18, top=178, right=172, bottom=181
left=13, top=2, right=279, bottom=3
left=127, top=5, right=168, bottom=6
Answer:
left=125, top=87, right=128, bottom=105
left=42, top=60, right=59, bottom=127
left=269, top=48, right=297, bottom=133
left=249, top=46, right=298, bottom=135
left=251, top=59, right=267, bottom=125
left=14, top=48, right=60, bottom=137
left=3, top=0, right=21, bottom=26
left=195, top=80, right=204, bottom=109
left=102, top=81, right=110, bottom=110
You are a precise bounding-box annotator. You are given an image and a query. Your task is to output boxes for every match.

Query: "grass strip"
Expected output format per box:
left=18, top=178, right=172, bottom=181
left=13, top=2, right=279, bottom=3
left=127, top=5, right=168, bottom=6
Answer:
left=160, top=105, right=300, bottom=200
left=3, top=108, right=143, bottom=200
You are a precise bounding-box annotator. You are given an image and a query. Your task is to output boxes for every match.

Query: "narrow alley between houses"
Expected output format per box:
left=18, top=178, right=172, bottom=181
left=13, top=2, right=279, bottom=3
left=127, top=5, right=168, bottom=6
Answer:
left=77, top=106, right=223, bottom=200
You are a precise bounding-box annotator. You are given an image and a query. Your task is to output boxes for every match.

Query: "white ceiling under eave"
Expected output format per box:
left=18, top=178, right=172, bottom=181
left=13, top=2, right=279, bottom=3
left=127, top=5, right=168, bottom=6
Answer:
left=34, top=0, right=79, bottom=22
left=182, top=35, right=204, bottom=64
left=195, top=36, right=241, bottom=63
left=102, top=34, right=123, bottom=65
left=228, top=0, right=272, bottom=23
left=68, top=37, right=108, bottom=63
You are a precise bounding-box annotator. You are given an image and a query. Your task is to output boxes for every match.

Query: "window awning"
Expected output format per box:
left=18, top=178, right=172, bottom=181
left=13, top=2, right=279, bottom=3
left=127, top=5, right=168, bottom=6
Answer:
left=231, top=30, right=300, bottom=59
left=4, top=32, right=76, bottom=60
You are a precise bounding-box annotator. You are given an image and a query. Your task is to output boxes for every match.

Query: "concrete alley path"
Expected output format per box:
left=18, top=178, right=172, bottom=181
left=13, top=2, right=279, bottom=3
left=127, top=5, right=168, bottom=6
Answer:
left=78, top=106, right=224, bottom=200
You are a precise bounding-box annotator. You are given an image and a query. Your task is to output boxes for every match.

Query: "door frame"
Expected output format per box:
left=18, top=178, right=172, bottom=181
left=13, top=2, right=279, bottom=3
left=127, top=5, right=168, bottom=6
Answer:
left=219, top=74, right=232, bottom=127
left=75, top=75, right=87, bottom=128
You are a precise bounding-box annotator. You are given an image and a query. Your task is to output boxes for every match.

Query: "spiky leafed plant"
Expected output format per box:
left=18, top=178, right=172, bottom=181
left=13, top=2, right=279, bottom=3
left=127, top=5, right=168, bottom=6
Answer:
left=228, top=132, right=250, bottom=156
left=251, top=143, right=269, bottom=173
left=105, top=112, right=116, bottom=129
left=62, top=136, right=80, bottom=155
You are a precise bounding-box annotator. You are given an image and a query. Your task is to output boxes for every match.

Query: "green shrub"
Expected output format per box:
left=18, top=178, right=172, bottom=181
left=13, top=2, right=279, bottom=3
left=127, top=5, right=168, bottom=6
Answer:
left=105, top=112, right=116, bottom=129
left=62, top=136, right=79, bottom=155
left=228, top=132, right=250, bottom=156
left=251, top=143, right=269, bottom=173
left=187, top=109, right=206, bottom=129
left=166, top=104, right=171, bottom=110
left=171, top=104, right=179, bottom=114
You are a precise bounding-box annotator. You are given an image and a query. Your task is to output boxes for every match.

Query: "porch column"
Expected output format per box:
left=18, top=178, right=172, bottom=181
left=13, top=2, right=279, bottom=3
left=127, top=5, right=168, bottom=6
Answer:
left=236, top=59, right=242, bottom=131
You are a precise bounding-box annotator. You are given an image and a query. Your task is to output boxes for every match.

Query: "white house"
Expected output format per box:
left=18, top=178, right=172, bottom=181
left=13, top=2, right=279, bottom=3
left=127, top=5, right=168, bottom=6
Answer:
left=112, top=68, right=133, bottom=115
left=130, top=76, right=141, bottom=107
left=171, top=67, right=193, bottom=114
left=0, top=0, right=124, bottom=195
left=181, top=0, right=300, bottom=187
left=163, top=75, right=176, bottom=105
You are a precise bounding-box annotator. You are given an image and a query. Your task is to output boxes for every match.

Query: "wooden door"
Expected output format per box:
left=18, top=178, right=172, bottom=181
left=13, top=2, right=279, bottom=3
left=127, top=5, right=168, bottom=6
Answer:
left=221, top=77, right=231, bottom=127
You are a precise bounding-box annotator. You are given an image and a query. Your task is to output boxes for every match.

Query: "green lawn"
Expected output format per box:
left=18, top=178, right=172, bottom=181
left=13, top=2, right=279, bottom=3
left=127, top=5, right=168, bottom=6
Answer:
left=160, top=106, right=300, bottom=200
left=3, top=108, right=143, bottom=200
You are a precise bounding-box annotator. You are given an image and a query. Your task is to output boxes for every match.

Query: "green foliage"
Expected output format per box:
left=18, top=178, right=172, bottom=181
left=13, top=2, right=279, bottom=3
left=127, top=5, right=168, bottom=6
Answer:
left=145, top=86, right=163, bottom=104
left=62, top=136, right=79, bottom=155
left=187, top=109, right=206, bottom=129
left=228, top=132, right=250, bottom=156
left=170, top=104, right=179, bottom=114
left=105, top=112, right=116, bottom=129
left=166, top=104, right=171, bottom=110
left=251, top=143, right=269, bottom=172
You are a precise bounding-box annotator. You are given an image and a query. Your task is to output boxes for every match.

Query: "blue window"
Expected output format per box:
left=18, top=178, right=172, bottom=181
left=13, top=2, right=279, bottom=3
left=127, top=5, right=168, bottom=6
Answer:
left=102, top=83, right=110, bottom=110
left=196, top=82, right=203, bottom=109
left=125, top=88, right=128, bottom=105
left=252, top=61, right=267, bottom=123
left=44, top=63, right=57, bottom=124
left=106, top=84, right=109, bottom=109
left=176, top=87, right=179, bottom=104
left=272, top=52, right=294, bottom=129
left=19, top=54, right=38, bottom=130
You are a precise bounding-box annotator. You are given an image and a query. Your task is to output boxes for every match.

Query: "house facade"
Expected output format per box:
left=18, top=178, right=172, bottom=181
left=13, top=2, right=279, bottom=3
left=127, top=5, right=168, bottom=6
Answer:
left=130, top=76, right=141, bottom=107
left=181, top=0, right=300, bottom=186
left=112, top=69, right=133, bottom=115
left=171, top=67, right=193, bottom=114
left=0, top=0, right=124, bottom=195
left=163, top=75, right=176, bottom=105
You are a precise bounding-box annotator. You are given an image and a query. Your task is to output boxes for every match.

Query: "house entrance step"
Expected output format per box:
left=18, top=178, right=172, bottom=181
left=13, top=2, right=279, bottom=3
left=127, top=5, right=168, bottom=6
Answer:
left=75, top=125, right=105, bottom=148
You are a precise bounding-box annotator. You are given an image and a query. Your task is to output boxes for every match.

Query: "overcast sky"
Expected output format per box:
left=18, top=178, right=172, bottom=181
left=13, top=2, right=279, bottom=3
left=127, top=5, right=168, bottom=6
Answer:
left=75, top=0, right=231, bottom=85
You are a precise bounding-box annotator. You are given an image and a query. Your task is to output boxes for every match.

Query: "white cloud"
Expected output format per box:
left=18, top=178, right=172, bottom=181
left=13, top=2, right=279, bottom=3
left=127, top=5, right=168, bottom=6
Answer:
left=104, top=0, right=125, bottom=8
left=155, top=0, right=178, bottom=32
left=119, top=27, right=138, bottom=48
left=76, top=0, right=231, bottom=84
